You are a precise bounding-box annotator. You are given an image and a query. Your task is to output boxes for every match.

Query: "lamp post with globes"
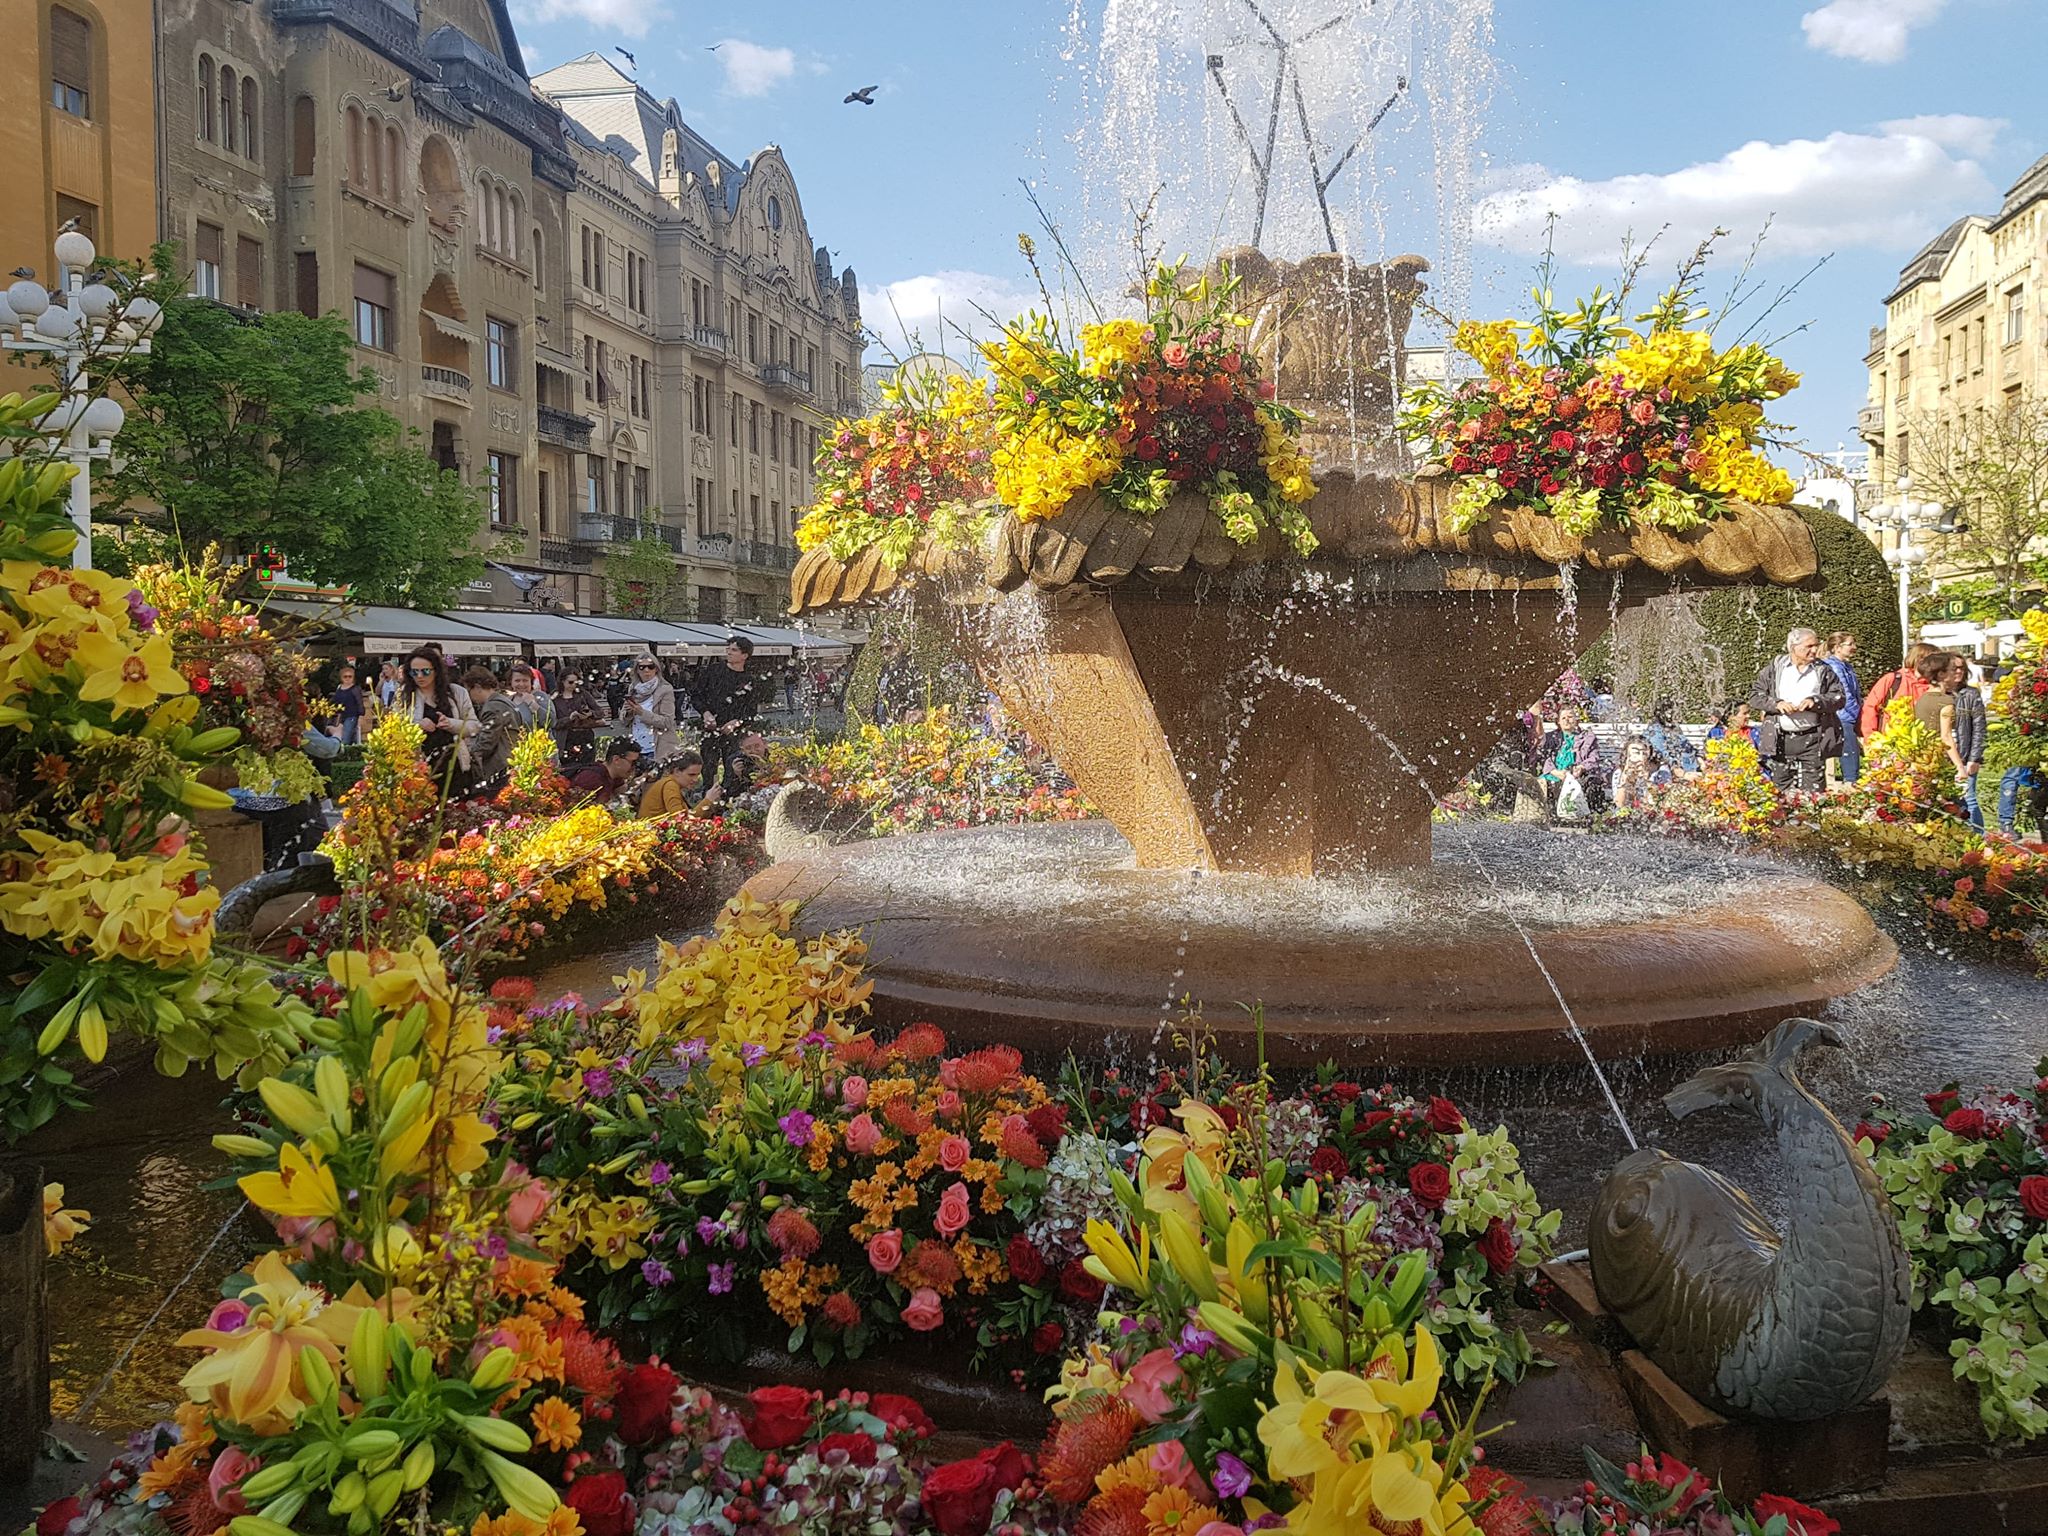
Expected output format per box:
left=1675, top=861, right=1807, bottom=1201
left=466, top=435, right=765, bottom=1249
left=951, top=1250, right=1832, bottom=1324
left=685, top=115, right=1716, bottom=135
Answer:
left=1880, top=471, right=1942, bottom=649
left=0, top=227, right=162, bottom=569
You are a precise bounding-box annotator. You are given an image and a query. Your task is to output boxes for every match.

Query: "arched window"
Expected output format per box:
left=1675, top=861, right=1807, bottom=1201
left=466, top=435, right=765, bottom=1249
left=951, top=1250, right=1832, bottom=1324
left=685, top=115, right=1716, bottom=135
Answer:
left=291, top=95, right=314, bottom=176
left=370, top=114, right=386, bottom=198
left=345, top=104, right=363, bottom=189
left=385, top=124, right=402, bottom=200
left=509, top=193, right=522, bottom=260
left=239, top=77, right=257, bottom=159
left=219, top=66, right=235, bottom=153
left=198, top=54, right=216, bottom=144
left=531, top=226, right=543, bottom=290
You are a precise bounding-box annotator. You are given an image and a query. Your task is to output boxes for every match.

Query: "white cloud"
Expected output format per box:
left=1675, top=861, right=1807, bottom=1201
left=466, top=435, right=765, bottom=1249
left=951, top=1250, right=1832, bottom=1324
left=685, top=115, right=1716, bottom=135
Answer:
left=1801, top=0, right=1949, bottom=63
left=714, top=39, right=797, bottom=97
left=510, top=0, right=664, bottom=40
left=858, top=271, right=1040, bottom=359
left=1473, top=119, right=2002, bottom=264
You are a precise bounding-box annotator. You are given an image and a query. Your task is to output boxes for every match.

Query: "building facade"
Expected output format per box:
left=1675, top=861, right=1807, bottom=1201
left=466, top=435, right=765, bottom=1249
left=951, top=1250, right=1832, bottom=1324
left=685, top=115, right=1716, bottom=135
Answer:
left=535, top=55, right=865, bottom=623
left=5, top=0, right=158, bottom=388
left=144, top=8, right=862, bottom=620
left=1858, top=156, right=2048, bottom=577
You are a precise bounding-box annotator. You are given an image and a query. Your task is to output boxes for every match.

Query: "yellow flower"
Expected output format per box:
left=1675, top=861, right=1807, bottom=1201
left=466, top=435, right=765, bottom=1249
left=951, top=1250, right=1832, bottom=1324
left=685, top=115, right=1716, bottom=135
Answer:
left=176, top=1250, right=360, bottom=1432
left=1139, top=1101, right=1229, bottom=1222
left=72, top=629, right=186, bottom=713
left=42, top=1183, right=88, bottom=1256
left=239, top=1140, right=345, bottom=1220
left=531, top=1394, right=582, bottom=1451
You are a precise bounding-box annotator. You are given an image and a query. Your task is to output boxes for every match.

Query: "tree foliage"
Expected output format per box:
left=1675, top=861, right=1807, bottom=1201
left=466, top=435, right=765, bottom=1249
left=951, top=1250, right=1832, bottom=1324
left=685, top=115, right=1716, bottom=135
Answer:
left=95, top=292, right=487, bottom=609
left=605, top=535, right=683, bottom=617
left=1909, top=393, right=2048, bottom=616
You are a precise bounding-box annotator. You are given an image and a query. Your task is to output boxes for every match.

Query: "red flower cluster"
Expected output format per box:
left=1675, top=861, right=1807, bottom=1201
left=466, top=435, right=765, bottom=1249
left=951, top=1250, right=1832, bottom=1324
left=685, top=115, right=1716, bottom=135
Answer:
left=1117, top=341, right=1273, bottom=486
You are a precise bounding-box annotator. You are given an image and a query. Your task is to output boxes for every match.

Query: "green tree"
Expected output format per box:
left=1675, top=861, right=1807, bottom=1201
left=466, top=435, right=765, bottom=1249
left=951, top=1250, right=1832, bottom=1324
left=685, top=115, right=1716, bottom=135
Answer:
left=95, top=295, right=487, bottom=609
left=1909, top=394, right=2048, bottom=616
left=605, top=536, right=682, bottom=617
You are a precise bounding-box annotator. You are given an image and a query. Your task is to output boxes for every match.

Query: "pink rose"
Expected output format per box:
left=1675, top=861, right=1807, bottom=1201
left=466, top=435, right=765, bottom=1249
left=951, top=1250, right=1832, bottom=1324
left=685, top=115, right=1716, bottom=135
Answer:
left=939, top=1135, right=972, bottom=1172
left=506, top=1179, right=551, bottom=1236
left=867, top=1229, right=904, bottom=1274
left=1162, top=341, right=1190, bottom=369
left=841, top=1075, right=869, bottom=1109
left=934, top=1181, right=972, bottom=1239
left=1194, top=1526, right=1246, bottom=1536
left=208, top=1447, right=260, bottom=1516
left=1147, top=1441, right=1212, bottom=1500
left=845, top=1113, right=886, bottom=1156
left=901, top=1286, right=945, bottom=1332
left=1121, top=1346, right=1183, bottom=1424
left=205, top=1298, right=249, bottom=1332
left=936, top=1089, right=964, bottom=1123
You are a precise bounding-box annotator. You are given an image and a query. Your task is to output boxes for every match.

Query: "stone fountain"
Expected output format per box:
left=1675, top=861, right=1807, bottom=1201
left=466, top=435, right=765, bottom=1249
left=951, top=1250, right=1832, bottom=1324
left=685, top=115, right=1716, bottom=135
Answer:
left=751, top=254, right=1893, bottom=1068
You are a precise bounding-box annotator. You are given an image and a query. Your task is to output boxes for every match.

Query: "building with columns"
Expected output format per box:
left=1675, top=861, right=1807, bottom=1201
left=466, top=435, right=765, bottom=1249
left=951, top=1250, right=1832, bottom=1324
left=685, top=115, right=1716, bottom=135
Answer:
left=144, top=5, right=862, bottom=619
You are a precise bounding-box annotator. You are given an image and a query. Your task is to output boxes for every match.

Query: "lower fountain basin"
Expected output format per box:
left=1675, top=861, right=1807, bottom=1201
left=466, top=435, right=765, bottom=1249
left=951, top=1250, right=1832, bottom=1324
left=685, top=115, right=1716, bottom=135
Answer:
left=742, top=821, right=1897, bottom=1068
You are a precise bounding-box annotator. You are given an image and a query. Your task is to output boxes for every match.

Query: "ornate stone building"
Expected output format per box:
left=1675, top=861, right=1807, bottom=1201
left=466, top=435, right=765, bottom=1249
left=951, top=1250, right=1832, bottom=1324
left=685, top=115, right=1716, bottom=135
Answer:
left=534, top=54, right=865, bottom=622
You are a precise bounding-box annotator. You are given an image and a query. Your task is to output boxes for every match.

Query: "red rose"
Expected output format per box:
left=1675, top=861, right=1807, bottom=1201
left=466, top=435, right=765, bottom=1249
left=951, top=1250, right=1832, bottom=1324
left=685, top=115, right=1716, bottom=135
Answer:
left=1943, top=1107, right=1989, bottom=1139
left=1408, top=1161, right=1452, bottom=1208
left=36, top=1497, right=81, bottom=1536
left=615, top=1360, right=680, bottom=1446
left=1025, top=1103, right=1067, bottom=1145
left=1426, top=1096, right=1465, bottom=1135
left=1006, top=1234, right=1048, bottom=1286
left=870, top=1392, right=936, bottom=1438
left=1751, top=1494, right=1840, bottom=1536
left=1620, top=451, right=1647, bottom=476
left=1327, top=1081, right=1362, bottom=1103
left=564, top=1469, right=633, bottom=1536
left=1059, top=1257, right=1105, bottom=1308
left=1924, top=1089, right=1960, bottom=1113
left=2020, top=1176, right=2048, bottom=1221
left=1852, top=1121, right=1890, bottom=1148
left=1477, top=1217, right=1519, bottom=1275
left=921, top=1455, right=1004, bottom=1536
left=1308, top=1145, right=1349, bottom=1181
left=1549, top=430, right=1576, bottom=453
left=1031, top=1320, right=1066, bottom=1354
left=819, top=1430, right=880, bottom=1466
left=744, top=1384, right=815, bottom=1450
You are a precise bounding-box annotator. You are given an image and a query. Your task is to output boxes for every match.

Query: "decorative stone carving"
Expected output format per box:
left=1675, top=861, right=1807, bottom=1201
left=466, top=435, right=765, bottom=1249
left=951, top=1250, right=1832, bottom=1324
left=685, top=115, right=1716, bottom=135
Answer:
left=1590, top=1019, right=1912, bottom=1421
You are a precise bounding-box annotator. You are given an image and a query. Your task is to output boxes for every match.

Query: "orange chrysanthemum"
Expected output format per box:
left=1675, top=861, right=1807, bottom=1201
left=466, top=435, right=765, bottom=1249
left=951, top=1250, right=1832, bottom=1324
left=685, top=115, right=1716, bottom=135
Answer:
left=1141, top=1487, right=1216, bottom=1534
left=531, top=1395, right=582, bottom=1451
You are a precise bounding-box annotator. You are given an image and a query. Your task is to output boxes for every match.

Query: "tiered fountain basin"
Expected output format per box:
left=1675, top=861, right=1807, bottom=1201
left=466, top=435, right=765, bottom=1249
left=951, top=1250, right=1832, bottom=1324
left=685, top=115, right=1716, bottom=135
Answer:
left=762, top=471, right=1896, bottom=1065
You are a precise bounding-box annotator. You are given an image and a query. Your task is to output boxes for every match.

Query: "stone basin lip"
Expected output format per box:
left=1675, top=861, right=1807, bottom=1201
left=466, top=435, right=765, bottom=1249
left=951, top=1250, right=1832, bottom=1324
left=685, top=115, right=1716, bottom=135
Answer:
left=743, top=822, right=1899, bottom=1069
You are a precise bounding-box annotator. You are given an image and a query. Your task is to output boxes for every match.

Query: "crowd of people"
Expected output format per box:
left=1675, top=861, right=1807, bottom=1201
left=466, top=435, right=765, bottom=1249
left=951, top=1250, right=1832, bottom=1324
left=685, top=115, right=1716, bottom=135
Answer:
left=1510, top=628, right=2036, bottom=834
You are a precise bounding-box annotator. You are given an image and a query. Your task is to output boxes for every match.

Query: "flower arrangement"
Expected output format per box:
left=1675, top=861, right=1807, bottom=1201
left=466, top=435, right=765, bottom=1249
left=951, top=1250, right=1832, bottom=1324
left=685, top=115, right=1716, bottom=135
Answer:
left=1403, top=258, right=1800, bottom=536
left=133, top=550, right=318, bottom=754
left=982, top=258, right=1318, bottom=554
left=1542, top=1447, right=1839, bottom=1536
left=1992, top=610, right=2048, bottom=763
left=795, top=370, right=998, bottom=571
left=1860, top=1063, right=2048, bottom=1442
left=0, top=394, right=308, bottom=1141
left=767, top=709, right=1095, bottom=840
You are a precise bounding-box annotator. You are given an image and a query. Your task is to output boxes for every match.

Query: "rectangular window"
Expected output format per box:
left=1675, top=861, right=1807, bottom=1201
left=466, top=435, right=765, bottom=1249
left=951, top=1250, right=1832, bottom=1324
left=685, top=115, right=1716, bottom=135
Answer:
left=615, top=463, right=630, bottom=527
left=748, top=400, right=759, bottom=454
left=749, top=493, right=761, bottom=538
left=487, top=451, right=517, bottom=526
left=54, top=194, right=97, bottom=244
left=583, top=336, right=595, bottom=402
left=746, top=312, right=759, bottom=363
left=695, top=477, right=711, bottom=536
left=769, top=409, right=782, bottom=463
left=592, top=232, right=604, bottom=296
left=596, top=341, right=611, bottom=405
left=807, top=345, right=817, bottom=382
left=50, top=7, right=91, bottom=118
left=2006, top=287, right=2025, bottom=346
left=235, top=236, right=262, bottom=309
left=586, top=456, right=605, bottom=518
left=634, top=466, right=650, bottom=516
left=351, top=262, right=393, bottom=350
left=486, top=318, right=515, bottom=390
left=728, top=392, right=740, bottom=447
left=194, top=222, right=225, bottom=300
left=294, top=251, right=319, bottom=317
left=537, top=468, right=552, bottom=534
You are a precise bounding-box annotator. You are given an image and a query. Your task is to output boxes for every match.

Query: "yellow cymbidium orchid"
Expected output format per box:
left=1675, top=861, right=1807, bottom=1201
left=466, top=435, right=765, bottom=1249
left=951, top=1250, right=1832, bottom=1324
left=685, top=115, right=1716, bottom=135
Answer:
left=1139, top=1101, right=1230, bottom=1223
left=73, top=629, right=186, bottom=714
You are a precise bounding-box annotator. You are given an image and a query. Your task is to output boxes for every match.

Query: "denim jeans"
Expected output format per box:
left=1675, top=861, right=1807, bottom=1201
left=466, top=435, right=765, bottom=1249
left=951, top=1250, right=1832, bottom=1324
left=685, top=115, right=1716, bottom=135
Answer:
left=1835, top=721, right=1860, bottom=783
left=1961, top=766, right=1983, bottom=831
left=1998, top=766, right=2040, bottom=833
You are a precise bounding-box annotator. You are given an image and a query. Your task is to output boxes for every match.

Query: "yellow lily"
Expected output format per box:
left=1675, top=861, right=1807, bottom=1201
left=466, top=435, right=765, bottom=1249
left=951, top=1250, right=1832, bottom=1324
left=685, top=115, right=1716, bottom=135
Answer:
left=239, top=1140, right=344, bottom=1220
left=1082, top=1218, right=1151, bottom=1294
left=1139, top=1101, right=1229, bottom=1223
left=176, top=1250, right=359, bottom=1433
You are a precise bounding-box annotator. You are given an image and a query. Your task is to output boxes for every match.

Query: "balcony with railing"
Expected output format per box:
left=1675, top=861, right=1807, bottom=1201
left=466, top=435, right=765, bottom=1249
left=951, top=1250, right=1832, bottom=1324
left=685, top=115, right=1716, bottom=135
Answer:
left=1855, top=405, right=1885, bottom=443
left=740, top=540, right=799, bottom=572
left=694, top=533, right=736, bottom=564
left=538, top=537, right=592, bottom=567
left=538, top=405, right=595, bottom=449
left=761, top=363, right=812, bottom=400
left=834, top=395, right=864, bottom=419
left=420, top=365, right=471, bottom=405
left=689, top=326, right=730, bottom=358
left=575, top=515, right=683, bottom=552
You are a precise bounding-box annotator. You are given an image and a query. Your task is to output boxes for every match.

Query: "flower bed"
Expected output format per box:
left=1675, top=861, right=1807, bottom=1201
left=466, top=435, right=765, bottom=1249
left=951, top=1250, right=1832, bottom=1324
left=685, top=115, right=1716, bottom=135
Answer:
left=767, top=710, right=1095, bottom=839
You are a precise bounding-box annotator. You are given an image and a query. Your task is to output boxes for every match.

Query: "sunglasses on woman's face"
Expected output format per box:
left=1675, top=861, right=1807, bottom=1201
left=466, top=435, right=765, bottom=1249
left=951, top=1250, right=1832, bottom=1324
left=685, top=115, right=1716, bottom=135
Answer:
left=409, top=666, right=434, bottom=677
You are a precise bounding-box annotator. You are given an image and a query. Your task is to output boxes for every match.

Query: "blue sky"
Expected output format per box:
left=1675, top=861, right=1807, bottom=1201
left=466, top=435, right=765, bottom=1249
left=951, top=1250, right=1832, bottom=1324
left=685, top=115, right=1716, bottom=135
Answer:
left=507, top=0, right=2043, bottom=464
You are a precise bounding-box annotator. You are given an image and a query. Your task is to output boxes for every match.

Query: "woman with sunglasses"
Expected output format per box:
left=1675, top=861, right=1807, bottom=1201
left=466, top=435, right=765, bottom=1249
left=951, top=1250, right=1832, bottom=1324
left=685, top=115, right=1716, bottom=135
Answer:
left=620, top=653, right=677, bottom=761
left=401, top=646, right=477, bottom=786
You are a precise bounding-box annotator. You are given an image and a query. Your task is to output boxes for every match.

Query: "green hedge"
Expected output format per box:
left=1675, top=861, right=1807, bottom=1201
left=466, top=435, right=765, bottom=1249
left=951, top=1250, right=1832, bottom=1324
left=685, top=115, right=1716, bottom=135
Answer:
left=1581, top=504, right=1903, bottom=716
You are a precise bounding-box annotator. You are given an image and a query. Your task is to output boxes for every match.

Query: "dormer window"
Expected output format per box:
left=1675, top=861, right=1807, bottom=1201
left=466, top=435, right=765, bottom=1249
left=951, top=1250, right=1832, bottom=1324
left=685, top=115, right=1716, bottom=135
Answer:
left=767, top=194, right=782, bottom=231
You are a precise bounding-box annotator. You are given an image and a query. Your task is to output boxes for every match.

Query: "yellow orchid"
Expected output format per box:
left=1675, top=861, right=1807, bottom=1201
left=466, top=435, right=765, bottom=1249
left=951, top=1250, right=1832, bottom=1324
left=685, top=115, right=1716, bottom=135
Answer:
left=444, top=1110, right=497, bottom=1175
left=239, top=1140, right=345, bottom=1220
left=176, top=1250, right=359, bottom=1432
left=1139, top=1101, right=1230, bottom=1222
left=42, top=1183, right=89, bottom=1256
left=0, top=562, right=136, bottom=631
left=72, top=629, right=186, bottom=714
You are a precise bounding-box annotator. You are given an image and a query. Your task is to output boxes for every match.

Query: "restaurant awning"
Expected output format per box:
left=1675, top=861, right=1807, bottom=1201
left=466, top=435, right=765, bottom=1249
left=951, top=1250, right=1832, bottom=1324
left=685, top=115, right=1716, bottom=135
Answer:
left=442, top=609, right=648, bottom=659
left=574, top=617, right=732, bottom=658
left=263, top=599, right=522, bottom=658
left=737, top=624, right=856, bottom=658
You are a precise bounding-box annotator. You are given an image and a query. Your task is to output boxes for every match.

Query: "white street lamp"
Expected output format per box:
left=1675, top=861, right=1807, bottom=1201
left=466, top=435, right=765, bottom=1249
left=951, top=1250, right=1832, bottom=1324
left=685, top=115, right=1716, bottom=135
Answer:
left=0, top=228, right=154, bottom=568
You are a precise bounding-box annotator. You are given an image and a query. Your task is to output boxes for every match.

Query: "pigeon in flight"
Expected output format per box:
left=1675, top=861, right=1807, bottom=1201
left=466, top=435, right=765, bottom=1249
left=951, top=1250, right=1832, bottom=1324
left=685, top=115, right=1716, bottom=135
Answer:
left=615, top=46, right=636, bottom=67
left=707, top=43, right=724, bottom=52
left=843, top=85, right=878, bottom=105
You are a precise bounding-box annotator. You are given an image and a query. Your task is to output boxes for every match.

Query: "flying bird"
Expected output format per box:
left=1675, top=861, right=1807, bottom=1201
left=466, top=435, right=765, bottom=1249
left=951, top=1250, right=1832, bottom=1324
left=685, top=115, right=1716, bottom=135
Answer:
left=615, top=47, right=636, bottom=67
left=706, top=43, right=724, bottom=52
left=843, top=85, right=878, bottom=105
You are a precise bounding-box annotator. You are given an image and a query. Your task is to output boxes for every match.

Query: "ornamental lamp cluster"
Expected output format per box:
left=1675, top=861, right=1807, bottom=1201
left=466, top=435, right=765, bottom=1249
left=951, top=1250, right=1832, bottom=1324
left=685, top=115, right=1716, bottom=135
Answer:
left=0, top=227, right=164, bottom=569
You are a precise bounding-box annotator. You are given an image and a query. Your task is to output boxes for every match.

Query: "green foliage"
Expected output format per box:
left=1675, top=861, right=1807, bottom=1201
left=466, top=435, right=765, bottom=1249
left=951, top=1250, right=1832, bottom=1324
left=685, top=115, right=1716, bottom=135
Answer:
left=94, top=287, right=487, bottom=609
left=604, top=535, right=683, bottom=617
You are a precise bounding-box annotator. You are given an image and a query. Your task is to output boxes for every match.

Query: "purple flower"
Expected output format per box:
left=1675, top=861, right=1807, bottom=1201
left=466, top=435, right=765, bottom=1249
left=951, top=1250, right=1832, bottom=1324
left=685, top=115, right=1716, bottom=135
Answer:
left=125, top=589, right=158, bottom=631
left=1213, top=1452, right=1252, bottom=1501
left=778, top=1110, right=815, bottom=1147
left=582, top=1067, right=614, bottom=1097
left=641, top=1258, right=674, bottom=1287
left=647, top=1160, right=672, bottom=1186
left=674, top=1038, right=708, bottom=1063
left=1174, top=1323, right=1218, bottom=1360
left=707, top=1261, right=736, bottom=1295
left=485, top=1025, right=505, bottom=1045
left=740, top=1043, right=766, bottom=1068
left=674, top=1229, right=690, bottom=1255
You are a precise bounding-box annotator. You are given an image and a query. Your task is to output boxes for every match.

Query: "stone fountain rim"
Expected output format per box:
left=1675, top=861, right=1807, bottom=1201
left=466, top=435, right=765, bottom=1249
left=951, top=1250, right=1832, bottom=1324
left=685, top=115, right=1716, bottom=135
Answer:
left=788, top=474, right=1822, bottom=617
